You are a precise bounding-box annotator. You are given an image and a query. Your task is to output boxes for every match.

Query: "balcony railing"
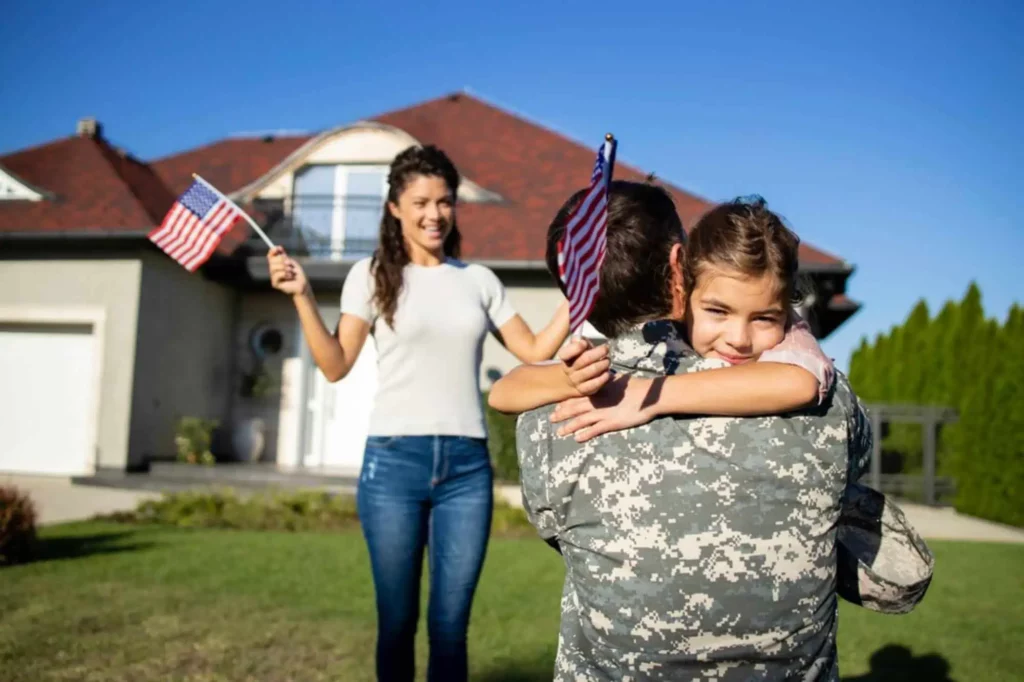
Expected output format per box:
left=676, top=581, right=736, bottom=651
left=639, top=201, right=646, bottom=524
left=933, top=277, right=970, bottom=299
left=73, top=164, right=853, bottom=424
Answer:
left=247, top=194, right=384, bottom=260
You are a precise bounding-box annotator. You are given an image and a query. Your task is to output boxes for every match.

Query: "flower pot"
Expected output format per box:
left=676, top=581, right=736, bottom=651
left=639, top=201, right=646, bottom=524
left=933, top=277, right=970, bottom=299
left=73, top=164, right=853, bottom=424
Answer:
left=232, top=418, right=266, bottom=463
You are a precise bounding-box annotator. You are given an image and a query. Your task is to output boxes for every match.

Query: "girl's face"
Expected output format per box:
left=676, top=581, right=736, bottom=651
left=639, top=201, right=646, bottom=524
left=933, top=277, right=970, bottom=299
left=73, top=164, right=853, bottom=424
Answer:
left=388, top=174, right=455, bottom=260
left=684, top=264, right=788, bottom=364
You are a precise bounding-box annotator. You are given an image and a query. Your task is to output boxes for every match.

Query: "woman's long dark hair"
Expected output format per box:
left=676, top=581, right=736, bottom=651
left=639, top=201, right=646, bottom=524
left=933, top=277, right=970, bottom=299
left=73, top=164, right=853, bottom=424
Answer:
left=372, top=145, right=462, bottom=328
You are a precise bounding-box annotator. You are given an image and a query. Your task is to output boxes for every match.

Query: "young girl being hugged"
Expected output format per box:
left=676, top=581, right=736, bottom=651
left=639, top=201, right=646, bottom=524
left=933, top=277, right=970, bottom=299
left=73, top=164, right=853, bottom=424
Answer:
left=488, top=195, right=836, bottom=431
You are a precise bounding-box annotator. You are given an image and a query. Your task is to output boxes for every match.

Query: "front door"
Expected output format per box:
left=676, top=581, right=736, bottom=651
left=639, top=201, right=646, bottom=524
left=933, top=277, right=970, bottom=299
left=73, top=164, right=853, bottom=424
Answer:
left=301, top=336, right=378, bottom=473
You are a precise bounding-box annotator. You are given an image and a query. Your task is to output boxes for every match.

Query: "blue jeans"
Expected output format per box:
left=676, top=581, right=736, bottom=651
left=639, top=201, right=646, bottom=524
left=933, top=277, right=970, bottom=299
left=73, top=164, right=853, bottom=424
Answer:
left=357, top=435, right=493, bottom=682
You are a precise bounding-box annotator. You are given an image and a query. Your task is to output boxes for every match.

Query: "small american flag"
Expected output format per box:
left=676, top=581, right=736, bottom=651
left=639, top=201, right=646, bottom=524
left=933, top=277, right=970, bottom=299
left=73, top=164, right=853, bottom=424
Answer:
left=148, top=178, right=244, bottom=272
left=557, top=136, right=617, bottom=333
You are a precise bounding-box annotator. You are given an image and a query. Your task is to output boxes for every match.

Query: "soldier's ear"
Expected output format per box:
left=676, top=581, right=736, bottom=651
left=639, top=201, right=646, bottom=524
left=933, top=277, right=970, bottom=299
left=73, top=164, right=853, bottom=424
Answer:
left=667, top=243, right=687, bottom=318
left=669, top=243, right=685, bottom=293
left=669, top=242, right=683, bottom=267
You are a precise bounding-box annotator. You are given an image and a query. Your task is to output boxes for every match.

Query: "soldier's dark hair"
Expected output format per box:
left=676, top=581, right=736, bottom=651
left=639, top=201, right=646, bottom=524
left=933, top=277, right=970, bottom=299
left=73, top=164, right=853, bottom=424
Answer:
left=545, top=180, right=685, bottom=337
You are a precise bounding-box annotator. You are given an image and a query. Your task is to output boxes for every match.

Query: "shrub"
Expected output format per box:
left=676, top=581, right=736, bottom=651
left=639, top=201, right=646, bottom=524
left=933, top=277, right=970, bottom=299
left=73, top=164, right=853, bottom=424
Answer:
left=484, top=392, right=520, bottom=483
left=108, top=488, right=536, bottom=538
left=120, top=488, right=360, bottom=532
left=0, top=485, right=38, bottom=566
left=490, top=497, right=534, bottom=537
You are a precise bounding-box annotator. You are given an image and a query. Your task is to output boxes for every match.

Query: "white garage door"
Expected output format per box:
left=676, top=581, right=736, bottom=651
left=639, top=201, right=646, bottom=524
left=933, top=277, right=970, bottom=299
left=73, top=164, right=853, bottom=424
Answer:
left=0, top=323, right=98, bottom=475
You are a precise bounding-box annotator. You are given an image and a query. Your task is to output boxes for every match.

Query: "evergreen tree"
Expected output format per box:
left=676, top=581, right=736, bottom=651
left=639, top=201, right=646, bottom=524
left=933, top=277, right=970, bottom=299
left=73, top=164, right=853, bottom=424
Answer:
left=925, top=300, right=959, bottom=406
left=887, top=301, right=931, bottom=467
left=871, top=332, right=892, bottom=402
left=949, top=282, right=985, bottom=407
left=846, top=287, right=1023, bottom=526
left=847, top=337, right=871, bottom=394
left=986, top=306, right=1024, bottom=525
left=901, top=300, right=931, bottom=402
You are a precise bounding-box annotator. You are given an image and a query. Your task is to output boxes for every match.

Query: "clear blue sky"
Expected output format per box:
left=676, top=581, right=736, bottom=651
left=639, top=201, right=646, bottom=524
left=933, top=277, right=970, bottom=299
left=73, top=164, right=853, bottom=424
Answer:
left=3, top=0, right=1021, bottom=368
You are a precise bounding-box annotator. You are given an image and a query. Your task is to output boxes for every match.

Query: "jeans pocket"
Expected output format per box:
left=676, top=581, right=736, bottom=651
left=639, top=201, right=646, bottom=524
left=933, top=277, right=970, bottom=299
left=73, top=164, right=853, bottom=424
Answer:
left=444, top=437, right=492, bottom=480
left=360, top=437, right=433, bottom=487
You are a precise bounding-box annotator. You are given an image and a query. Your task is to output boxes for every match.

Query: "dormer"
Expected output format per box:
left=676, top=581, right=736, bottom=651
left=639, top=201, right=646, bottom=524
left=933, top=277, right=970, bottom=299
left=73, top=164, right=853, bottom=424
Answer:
left=232, top=122, right=502, bottom=260
left=0, top=165, right=48, bottom=201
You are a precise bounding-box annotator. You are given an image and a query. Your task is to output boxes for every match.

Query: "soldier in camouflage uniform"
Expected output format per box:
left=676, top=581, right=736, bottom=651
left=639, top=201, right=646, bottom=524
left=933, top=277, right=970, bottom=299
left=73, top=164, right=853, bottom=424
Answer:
left=519, top=320, right=871, bottom=680
left=515, top=186, right=875, bottom=680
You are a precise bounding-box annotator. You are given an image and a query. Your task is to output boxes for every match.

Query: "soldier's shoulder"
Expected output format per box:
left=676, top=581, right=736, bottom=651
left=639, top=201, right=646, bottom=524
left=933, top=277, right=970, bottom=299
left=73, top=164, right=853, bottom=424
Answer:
left=659, top=352, right=728, bottom=376
left=811, top=370, right=862, bottom=421
left=517, top=403, right=555, bottom=423
left=831, top=370, right=859, bottom=404
left=515, top=404, right=556, bottom=436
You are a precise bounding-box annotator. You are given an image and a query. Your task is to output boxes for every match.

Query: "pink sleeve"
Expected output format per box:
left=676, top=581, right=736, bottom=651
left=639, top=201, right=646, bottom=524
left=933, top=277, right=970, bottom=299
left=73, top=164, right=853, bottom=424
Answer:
left=758, top=317, right=835, bottom=404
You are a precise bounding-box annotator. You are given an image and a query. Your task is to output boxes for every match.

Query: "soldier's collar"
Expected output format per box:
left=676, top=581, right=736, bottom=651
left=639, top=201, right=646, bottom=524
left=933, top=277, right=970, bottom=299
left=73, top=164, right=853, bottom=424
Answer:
left=607, top=319, right=695, bottom=373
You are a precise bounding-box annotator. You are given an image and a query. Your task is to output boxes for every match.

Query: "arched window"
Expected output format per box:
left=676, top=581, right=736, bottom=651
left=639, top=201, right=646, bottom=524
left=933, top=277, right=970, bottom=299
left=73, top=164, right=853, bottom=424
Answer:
left=291, top=164, right=388, bottom=259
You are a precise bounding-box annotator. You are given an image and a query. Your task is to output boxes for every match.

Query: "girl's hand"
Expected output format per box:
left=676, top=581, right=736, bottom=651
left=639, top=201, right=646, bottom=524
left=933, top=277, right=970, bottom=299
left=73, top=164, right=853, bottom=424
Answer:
left=267, top=246, right=309, bottom=297
left=558, top=338, right=612, bottom=397
left=551, top=375, right=661, bottom=442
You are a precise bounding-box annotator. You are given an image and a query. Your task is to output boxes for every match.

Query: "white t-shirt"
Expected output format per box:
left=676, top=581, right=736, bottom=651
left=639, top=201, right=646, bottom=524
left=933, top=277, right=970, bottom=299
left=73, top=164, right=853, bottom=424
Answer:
left=340, top=257, right=517, bottom=438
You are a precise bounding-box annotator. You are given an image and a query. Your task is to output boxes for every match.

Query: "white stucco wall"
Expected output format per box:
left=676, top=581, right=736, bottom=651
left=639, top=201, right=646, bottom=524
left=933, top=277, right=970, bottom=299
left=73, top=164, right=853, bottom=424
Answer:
left=129, top=252, right=237, bottom=465
left=231, top=291, right=307, bottom=464
left=0, top=259, right=142, bottom=470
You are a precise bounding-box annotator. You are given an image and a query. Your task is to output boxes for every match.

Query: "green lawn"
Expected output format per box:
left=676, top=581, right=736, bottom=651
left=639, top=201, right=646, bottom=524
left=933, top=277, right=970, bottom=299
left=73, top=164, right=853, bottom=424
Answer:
left=1, top=523, right=1021, bottom=681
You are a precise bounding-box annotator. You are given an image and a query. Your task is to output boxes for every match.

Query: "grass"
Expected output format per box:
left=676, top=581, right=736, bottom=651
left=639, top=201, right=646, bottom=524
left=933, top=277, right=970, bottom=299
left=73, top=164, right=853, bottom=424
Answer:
left=1, top=523, right=1021, bottom=681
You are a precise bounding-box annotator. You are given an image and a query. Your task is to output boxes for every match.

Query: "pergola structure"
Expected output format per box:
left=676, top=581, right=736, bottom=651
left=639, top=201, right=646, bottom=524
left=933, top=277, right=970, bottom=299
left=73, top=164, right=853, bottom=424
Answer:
left=863, top=403, right=959, bottom=506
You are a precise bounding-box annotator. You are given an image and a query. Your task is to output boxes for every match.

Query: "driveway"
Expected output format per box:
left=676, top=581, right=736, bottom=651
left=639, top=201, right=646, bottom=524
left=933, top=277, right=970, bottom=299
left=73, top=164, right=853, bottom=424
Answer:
left=2, top=474, right=159, bottom=526
left=893, top=501, right=1024, bottom=544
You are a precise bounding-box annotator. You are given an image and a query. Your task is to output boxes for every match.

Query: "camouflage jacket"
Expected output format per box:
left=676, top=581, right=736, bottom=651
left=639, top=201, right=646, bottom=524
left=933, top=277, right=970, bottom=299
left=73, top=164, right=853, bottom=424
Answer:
left=516, top=320, right=873, bottom=681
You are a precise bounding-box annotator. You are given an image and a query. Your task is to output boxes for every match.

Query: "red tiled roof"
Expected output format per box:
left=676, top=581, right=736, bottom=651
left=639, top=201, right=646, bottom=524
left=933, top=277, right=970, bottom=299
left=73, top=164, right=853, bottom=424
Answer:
left=0, top=93, right=845, bottom=267
left=373, top=94, right=706, bottom=262
left=374, top=93, right=842, bottom=265
left=829, top=293, right=859, bottom=309
left=151, top=136, right=311, bottom=198
left=0, top=135, right=166, bottom=232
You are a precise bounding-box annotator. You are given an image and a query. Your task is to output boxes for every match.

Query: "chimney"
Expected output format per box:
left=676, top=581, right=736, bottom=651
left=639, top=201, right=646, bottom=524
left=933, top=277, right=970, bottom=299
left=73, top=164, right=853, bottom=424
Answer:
left=77, top=117, right=102, bottom=139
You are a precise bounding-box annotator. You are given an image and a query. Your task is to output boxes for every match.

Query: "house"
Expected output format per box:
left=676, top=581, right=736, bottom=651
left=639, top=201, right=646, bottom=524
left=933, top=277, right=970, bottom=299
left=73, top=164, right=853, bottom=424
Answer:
left=0, top=92, right=861, bottom=479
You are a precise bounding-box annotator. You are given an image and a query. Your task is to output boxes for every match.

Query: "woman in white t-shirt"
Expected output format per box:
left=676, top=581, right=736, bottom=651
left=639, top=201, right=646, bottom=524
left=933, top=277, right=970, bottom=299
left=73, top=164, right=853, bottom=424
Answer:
left=268, top=145, right=569, bottom=682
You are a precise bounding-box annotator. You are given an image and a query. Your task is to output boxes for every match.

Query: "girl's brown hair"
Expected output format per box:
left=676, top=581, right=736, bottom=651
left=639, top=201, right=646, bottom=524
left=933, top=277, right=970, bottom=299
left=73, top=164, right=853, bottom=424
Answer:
left=372, top=145, right=462, bottom=328
left=683, top=196, right=803, bottom=308
left=545, top=180, right=685, bottom=337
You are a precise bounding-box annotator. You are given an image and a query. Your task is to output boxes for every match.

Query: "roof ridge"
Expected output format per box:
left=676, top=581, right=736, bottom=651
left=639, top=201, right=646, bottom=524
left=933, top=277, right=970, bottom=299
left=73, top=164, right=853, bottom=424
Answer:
left=0, top=134, right=82, bottom=162
left=459, top=88, right=610, bottom=155
left=375, top=89, right=606, bottom=160
left=149, top=132, right=316, bottom=164
left=225, top=130, right=313, bottom=139
left=148, top=136, right=231, bottom=163
left=367, top=91, right=463, bottom=120
left=91, top=136, right=174, bottom=224
left=415, top=90, right=717, bottom=209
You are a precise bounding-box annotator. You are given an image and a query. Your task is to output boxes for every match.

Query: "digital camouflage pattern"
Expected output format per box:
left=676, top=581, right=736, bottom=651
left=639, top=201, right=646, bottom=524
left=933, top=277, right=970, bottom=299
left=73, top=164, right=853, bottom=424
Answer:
left=517, top=320, right=873, bottom=681
left=837, top=483, right=934, bottom=614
